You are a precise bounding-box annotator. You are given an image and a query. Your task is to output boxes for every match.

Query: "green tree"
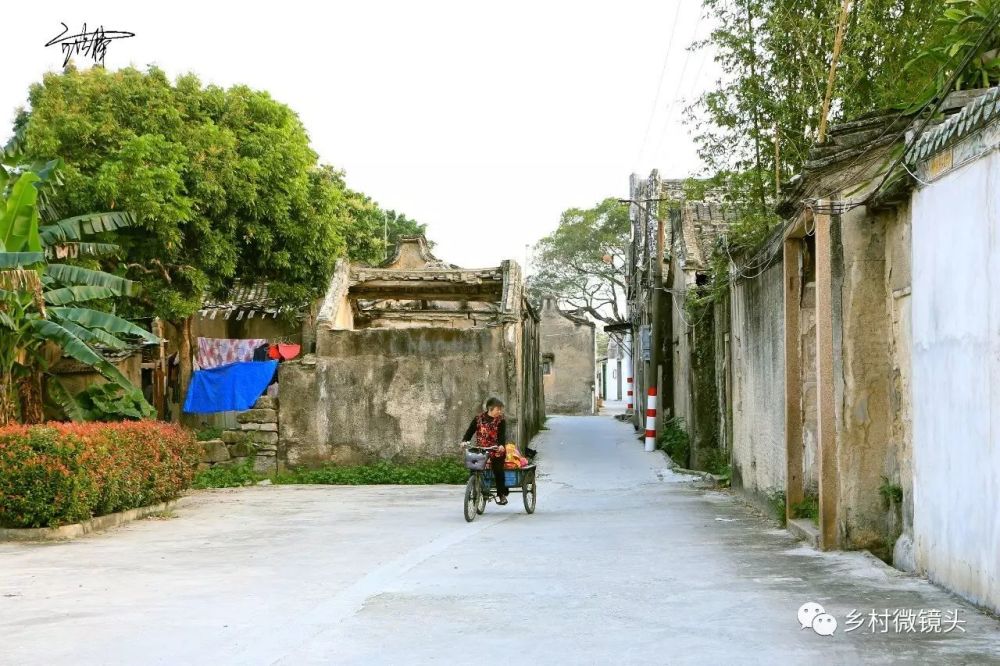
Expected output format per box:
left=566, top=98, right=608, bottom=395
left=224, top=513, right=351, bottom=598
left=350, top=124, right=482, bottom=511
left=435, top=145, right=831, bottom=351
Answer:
left=384, top=210, right=430, bottom=249
left=0, top=161, right=156, bottom=424
left=11, top=65, right=353, bottom=320
left=691, top=0, right=943, bottom=224
left=528, top=197, right=628, bottom=324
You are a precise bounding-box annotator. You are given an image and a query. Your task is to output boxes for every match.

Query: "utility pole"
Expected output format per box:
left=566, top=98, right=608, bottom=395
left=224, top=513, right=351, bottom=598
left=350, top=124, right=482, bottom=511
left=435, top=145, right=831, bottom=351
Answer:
left=818, top=0, right=853, bottom=143
left=645, top=212, right=665, bottom=452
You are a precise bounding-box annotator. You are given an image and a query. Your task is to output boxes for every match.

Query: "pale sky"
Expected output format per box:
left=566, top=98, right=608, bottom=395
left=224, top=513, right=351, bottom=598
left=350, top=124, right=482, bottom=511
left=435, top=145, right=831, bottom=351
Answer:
left=3, top=0, right=718, bottom=269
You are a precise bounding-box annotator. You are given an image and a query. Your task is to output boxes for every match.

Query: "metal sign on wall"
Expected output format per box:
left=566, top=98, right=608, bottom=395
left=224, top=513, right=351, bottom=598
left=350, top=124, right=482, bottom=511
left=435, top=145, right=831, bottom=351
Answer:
left=640, top=325, right=650, bottom=361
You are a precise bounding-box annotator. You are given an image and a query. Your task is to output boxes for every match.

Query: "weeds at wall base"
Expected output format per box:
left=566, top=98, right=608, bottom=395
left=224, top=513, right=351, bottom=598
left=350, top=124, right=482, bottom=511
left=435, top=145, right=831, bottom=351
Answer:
left=192, top=458, right=471, bottom=488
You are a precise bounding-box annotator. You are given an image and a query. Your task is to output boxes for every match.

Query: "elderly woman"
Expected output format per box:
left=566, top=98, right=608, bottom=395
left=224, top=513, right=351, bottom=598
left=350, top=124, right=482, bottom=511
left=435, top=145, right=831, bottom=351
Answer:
left=461, top=397, right=509, bottom=504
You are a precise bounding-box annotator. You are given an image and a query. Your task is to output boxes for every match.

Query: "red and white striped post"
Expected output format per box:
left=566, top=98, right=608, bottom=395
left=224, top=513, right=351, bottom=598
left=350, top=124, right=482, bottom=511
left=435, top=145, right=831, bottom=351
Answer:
left=626, top=376, right=633, bottom=412
left=644, top=386, right=657, bottom=452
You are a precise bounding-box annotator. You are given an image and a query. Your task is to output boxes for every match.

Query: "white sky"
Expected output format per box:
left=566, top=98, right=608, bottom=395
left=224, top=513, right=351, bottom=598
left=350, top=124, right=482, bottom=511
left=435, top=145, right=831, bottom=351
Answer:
left=3, top=0, right=718, bottom=269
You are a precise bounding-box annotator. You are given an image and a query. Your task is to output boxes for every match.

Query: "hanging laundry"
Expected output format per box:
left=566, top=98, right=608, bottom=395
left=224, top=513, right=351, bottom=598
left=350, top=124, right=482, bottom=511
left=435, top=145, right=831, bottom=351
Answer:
left=196, top=338, right=268, bottom=369
left=277, top=343, right=301, bottom=361
left=183, top=361, right=278, bottom=413
left=252, top=342, right=271, bottom=362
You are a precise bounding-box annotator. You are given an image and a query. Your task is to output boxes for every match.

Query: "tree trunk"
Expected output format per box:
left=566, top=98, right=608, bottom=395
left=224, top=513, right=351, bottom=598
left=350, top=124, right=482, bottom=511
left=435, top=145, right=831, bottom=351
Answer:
left=0, top=373, right=17, bottom=426
left=173, top=316, right=194, bottom=424
left=17, top=370, right=44, bottom=424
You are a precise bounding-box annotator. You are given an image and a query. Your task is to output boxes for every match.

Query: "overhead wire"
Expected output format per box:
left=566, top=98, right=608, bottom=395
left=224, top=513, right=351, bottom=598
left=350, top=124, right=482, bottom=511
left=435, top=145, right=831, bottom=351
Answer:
left=634, top=1, right=686, bottom=168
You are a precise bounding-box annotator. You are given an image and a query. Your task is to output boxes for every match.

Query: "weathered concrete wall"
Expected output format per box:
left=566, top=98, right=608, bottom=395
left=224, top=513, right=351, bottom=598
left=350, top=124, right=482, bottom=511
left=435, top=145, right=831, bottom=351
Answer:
left=539, top=299, right=595, bottom=415
left=280, top=328, right=512, bottom=466
left=730, top=260, right=786, bottom=503
left=520, top=312, right=545, bottom=442
left=835, top=206, right=898, bottom=554
left=911, top=152, right=1000, bottom=614
left=800, top=280, right=819, bottom=493
left=670, top=260, right=691, bottom=429
left=883, top=203, right=914, bottom=568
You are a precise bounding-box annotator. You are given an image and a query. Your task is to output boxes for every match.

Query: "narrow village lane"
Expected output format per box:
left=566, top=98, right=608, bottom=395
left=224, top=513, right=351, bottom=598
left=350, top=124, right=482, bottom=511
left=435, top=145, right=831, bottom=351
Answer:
left=2, top=413, right=1000, bottom=665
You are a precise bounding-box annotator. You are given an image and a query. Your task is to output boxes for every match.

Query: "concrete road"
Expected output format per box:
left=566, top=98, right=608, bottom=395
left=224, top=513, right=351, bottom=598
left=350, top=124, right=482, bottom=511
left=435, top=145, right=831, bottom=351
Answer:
left=3, top=415, right=1000, bottom=665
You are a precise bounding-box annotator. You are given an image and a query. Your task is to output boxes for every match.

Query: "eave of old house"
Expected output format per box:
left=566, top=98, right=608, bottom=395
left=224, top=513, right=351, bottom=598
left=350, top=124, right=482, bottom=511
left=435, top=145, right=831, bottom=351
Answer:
left=199, top=281, right=304, bottom=321
left=677, top=202, right=732, bottom=272
left=778, top=89, right=993, bottom=227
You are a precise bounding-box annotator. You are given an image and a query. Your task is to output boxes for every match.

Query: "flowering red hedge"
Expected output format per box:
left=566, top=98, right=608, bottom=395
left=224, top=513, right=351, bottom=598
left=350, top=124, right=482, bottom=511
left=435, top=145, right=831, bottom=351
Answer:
left=0, top=422, right=200, bottom=529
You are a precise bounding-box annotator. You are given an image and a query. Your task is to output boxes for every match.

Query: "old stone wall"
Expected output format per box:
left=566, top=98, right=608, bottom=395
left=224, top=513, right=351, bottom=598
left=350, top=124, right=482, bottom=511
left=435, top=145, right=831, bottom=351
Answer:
left=279, top=327, right=515, bottom=466
left=729, top=260, right=786, bottom=505
left=834, top=206, right=898, bottom=555
left=539, top=300, right=595, bottom=415
left=198, top=394, right=279, bottom=475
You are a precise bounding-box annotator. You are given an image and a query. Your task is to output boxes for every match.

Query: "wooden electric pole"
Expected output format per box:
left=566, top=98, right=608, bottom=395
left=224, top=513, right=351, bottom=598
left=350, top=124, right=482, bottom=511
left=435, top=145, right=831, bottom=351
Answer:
left=818, top=0, right=853, bottom=143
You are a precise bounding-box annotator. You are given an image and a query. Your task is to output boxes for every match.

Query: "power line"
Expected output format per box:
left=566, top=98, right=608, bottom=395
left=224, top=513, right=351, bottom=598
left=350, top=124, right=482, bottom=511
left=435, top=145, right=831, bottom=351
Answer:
left=650, top=10, right=706, bottom=161
left=634, top=1, right=685, bottom=168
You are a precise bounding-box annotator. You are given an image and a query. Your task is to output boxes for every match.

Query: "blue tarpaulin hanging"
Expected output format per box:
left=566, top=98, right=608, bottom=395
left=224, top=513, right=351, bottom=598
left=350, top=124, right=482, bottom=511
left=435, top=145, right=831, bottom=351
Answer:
left=183, top=361, right=278, bottom=414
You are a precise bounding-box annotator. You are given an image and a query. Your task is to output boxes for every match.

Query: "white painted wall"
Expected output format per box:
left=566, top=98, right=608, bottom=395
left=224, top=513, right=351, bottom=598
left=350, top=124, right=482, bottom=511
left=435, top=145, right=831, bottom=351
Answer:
left=602, top=334, right=632, bottom=403
left=911, top=151, right=1000, bottom=614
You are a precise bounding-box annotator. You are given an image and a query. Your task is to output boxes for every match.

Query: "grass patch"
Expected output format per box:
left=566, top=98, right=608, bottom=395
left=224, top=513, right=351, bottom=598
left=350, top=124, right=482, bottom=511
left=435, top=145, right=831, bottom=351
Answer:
left=276, top=459, right=468, bottom=485
left=195, top=427, right=224, bottom=442
left=192, top=458, right=470, bottom=488
left=768, top=491, right=787, bottom=527
left=656, top=417, right=690, bottom=467
left=879, top=476, right=903, bottom=506
left=791, top=493, right=819, bottom=526
left=192, top=458, right=259, bottom=489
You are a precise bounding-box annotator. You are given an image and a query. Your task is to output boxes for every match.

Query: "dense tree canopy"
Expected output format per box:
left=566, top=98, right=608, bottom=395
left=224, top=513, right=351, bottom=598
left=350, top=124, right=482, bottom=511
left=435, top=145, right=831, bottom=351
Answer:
left=528, top=197, right=628, bottom=324
left=689, top=0, right=969, bottom=225
left=11, top=65, right=432, bottom=319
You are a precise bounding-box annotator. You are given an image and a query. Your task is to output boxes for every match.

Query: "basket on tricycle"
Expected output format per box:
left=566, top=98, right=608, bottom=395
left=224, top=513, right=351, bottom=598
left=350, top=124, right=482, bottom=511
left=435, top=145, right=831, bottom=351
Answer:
left=462, top=446, right=536, bottom=522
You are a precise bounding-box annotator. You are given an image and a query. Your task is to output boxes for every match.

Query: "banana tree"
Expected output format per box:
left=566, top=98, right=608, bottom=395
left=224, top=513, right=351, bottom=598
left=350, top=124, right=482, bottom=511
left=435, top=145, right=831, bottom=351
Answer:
left=0, top=161, right=157, bottom=424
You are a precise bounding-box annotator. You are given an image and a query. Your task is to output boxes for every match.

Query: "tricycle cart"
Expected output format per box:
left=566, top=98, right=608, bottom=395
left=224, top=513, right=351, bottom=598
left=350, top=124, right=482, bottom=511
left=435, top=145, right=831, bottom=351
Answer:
left=463, top=446, right=536, bottom=522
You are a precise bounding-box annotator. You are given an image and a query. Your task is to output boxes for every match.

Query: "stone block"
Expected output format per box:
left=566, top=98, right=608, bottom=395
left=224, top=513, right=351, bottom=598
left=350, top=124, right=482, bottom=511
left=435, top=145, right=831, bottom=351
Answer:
left=237, top=409, right=277, bottom=424
left=227, top=441, right=256, bottom=458
left=254, top=456, right=277, bottom=476
left=201, top=440, right=230, bottom=463
left=254, top=395, right=277, bottom=410
left=255, top=445, right=278, bottom=454
left=258, top=422, right=278, bottom=432
left=247, top=431, right=278, bottom=446
left=221, top=430, right=250, bottom=444
left=241, top=423, right=261, bottom=431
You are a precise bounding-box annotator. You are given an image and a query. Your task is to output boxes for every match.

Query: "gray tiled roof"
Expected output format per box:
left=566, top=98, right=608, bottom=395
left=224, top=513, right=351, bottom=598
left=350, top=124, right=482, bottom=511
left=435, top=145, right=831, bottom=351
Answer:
left=909, top=87, right=1000, bottom=162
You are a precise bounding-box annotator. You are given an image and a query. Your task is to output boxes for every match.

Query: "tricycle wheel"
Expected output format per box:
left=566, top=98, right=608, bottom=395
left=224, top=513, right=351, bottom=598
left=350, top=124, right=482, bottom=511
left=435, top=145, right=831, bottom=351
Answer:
left=523, top=471, right=536, bottom=514
left=464, top=476, right=478, bottom=522
left=476, top=481, right=487, bottom=514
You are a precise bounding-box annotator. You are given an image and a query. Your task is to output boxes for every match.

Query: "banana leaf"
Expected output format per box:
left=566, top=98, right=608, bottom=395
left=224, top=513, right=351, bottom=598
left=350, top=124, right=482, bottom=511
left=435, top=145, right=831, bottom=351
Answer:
left=49, top=306, right=159, bottom=343
left=48, top=377, right=86, bottom=423
left=0, top=252, right=45, bottom=268
left=1, top=172, right=41, bottom=252
left=55, top=318, right=128, bottom=351
left=45, top=263, right=134, bottom=295
left=44, top=285, right=116, bottom=306
left=38, top=211, right=136, bottom=246
left=45, top=242, right=119, bottom=260
left=26, top=319, right=135, bottom=390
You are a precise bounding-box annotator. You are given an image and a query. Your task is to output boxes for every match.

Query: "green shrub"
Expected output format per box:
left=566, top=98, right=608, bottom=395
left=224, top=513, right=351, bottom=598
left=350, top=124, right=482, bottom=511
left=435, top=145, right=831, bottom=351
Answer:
left=769, top=491, right=788, bottom=527
left=195, top=426, right=224, bottom=442
left=75, top=383, right=155, bottom=421
left=0, top=422, right=199, bottom=528
left=192, top=457, right=259, bottom=489
left=791, top=494, right=819, bottom=525
left=657, top=418, right=690, bottom=467
left=879, top=476, right=903, bottom=506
